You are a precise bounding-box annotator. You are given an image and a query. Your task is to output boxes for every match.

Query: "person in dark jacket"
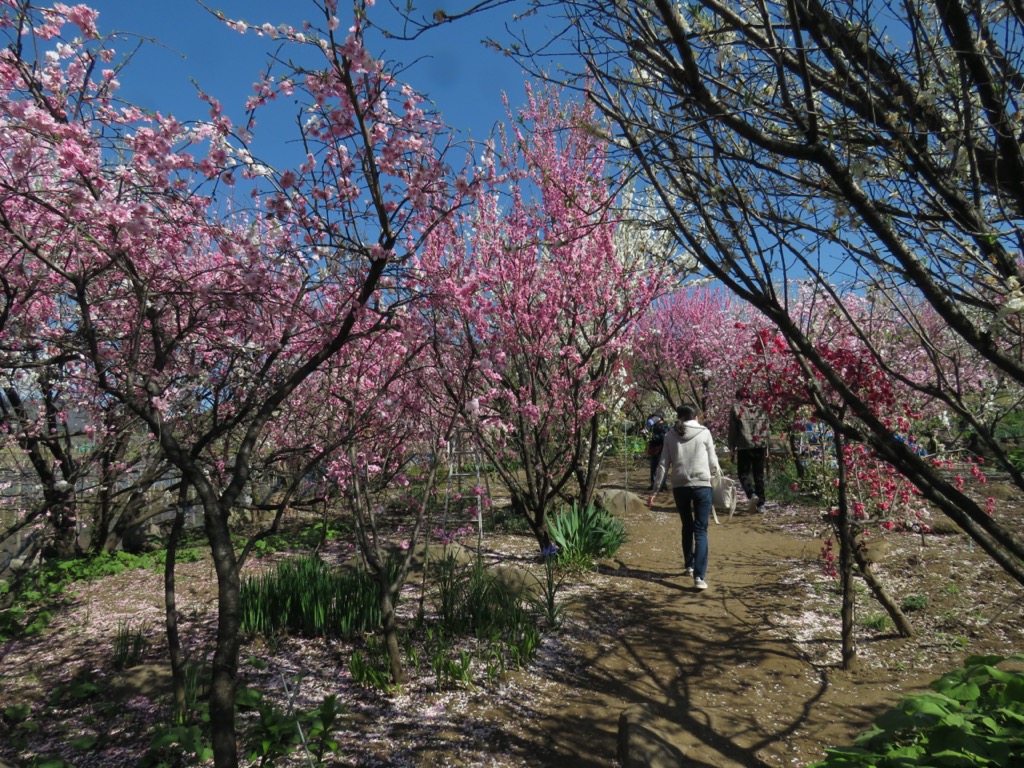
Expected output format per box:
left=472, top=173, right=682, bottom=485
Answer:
left=647, top=404, right=722, bottom=591
left=645, top=413, right=669, bottom=491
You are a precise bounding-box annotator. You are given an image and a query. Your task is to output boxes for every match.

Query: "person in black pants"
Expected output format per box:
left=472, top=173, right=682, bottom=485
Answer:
left=727, top=390, right=770, bottom=512
left=645, top=413, right=669, bottom=490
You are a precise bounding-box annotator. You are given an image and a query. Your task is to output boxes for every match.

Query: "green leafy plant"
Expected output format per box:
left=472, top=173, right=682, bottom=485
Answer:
left=531, top=545, right=567, bottom=629
left=70, top=733, right=99, bottom=752
left=430, top=556, right=531, bottom=639
left=50, top=669, right=99, bottom=704
left=348, top=636, right=397, bottom=693
left=421, top=555, right=545, bottom=689
left=423, top=631, right=474, bottom=690
left=547, top=501, right=627, bottom=568
left=178, top=660, right=206, bottom=724
left=444, top=649, right=475, bottom=689
left=142, top=724, right=214, bottom=767
left=901, top=594, right=929, bottom=612
left=3, top=703, right=40, bottom=753
left=426, top=626, right=449, bottom=688
left=403, top=632, right=421, bottom=674
left=605, top=433, right=646, bottom=458
left=25, top=758, right=75, bottom=768
left=507, top=624, right=541, bottom=669
left=935, top=632, right=970, bottom=652
left=238, top=686, right=300, bottom=767
left=479, top=639, right=507, bottom=683
left=809, top=654, right=1024, bottom=767
left=773, top=452, right=839, bottom=508
left=151, top=680, right=347, bottom=768
left=304, top=694, right=343, bottom=763
left=112, top=620, right=149, bottom=670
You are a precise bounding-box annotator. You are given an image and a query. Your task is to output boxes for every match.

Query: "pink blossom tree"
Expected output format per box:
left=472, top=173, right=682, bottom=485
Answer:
left=263, top=323, right=459, bottom=685
left=627, top=285, right=765, bottom=433
left=0, top=1, right=469, bottom=764
left=735, top=282, right=1004, bottom=660
left=418, top=85, right=665, bottom=550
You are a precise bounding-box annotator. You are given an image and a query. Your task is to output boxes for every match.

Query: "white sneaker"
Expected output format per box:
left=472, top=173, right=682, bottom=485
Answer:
left=694, top=577, right=708, bottom=590
left=682, top=567, right=694, bottom=577
left=747, top=495, right=759, bottom=513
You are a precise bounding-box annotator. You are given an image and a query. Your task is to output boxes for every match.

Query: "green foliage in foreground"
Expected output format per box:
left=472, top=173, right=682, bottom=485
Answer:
left=809, top=654, right=1024, bottom=767
left=548, top=501, right=628, bottom=568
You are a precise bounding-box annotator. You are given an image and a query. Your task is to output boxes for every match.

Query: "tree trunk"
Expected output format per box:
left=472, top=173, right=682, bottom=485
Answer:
left=165, top=489, right=188, bottom=722
left=853, top=547, right=914, bottom=637
left=834, top=432, right=857, bottom=670
left=48, top=497, right=79, bottom=559
left=788, top=431, right=807, bottom=480
left=205, top=505, right=242, bottom=768
left=573, top=411, right=604, bottom=510
left=105, top=490, right=149, bottom=553
left=379, top=582, right=407, bottom=686
left=513, top=492, right=553, bottom=552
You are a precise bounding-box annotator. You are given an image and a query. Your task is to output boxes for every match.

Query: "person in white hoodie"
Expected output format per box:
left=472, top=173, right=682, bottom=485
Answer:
left=647, top=404, right=722, bottom=591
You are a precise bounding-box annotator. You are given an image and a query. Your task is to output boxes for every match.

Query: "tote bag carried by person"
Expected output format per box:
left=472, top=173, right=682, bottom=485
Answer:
left=711, top=473, right=737, bottom=521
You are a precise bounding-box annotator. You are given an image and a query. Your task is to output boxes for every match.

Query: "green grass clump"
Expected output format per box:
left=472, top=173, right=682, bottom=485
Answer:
left=860, top=612, right=892, bottom=632
left=901, top=594, right=929, bottom=612
left=239, top=554, right=388, bottom=639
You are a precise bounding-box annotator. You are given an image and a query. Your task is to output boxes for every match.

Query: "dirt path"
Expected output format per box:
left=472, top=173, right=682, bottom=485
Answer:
left=461, top=465, right=1019, bottom=768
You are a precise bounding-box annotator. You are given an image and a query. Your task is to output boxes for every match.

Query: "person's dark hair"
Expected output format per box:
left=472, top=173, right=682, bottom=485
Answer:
left=676, top=404, right=697, bottom=421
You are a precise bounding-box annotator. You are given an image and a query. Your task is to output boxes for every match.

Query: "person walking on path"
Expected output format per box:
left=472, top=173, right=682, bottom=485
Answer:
left=647, top=404, right=722, bottom=590
left=645, top=412, right=670, bottom=491
left=728, top=390, right=771, bottom=513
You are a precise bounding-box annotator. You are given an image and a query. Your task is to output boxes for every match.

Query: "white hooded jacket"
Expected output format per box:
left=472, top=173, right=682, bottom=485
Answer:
left=652, top=419, right=722, bottom=490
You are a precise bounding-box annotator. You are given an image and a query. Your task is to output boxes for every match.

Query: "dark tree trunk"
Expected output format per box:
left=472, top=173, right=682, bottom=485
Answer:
left=833, top=431, right=857, bottom=670
left=165, top=488, right=189, bottom=722
left=853, top=546, right=914, bottom=638
left=788, top=431, right=807, bottom=480
left=379, top=582, right=407, bottom=686
left=204, top=504, right=241, bottom=768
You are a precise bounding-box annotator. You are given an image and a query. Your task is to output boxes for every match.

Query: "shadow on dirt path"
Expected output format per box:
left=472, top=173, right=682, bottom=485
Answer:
left=481, top=469, right=941, bottom=768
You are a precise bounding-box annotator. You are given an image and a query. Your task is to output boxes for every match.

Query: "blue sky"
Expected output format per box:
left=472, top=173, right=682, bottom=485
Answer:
left=86, top=1, right=544, bottom=163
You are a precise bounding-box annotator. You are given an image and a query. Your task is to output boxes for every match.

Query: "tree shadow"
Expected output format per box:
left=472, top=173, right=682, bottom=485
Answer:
left=454, top=521, right=898, bottom=767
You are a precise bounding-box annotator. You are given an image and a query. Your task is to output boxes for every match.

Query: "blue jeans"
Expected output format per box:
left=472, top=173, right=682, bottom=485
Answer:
left=672, top=485, right=712, bottom=579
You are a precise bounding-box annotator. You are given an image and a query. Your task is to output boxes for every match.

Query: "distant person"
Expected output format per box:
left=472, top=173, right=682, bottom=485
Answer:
left=647, top=404, right=722, bottom=591
left=645, top=412, right=670, bottom=491
left=728, top=390, right=770, bottom=512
